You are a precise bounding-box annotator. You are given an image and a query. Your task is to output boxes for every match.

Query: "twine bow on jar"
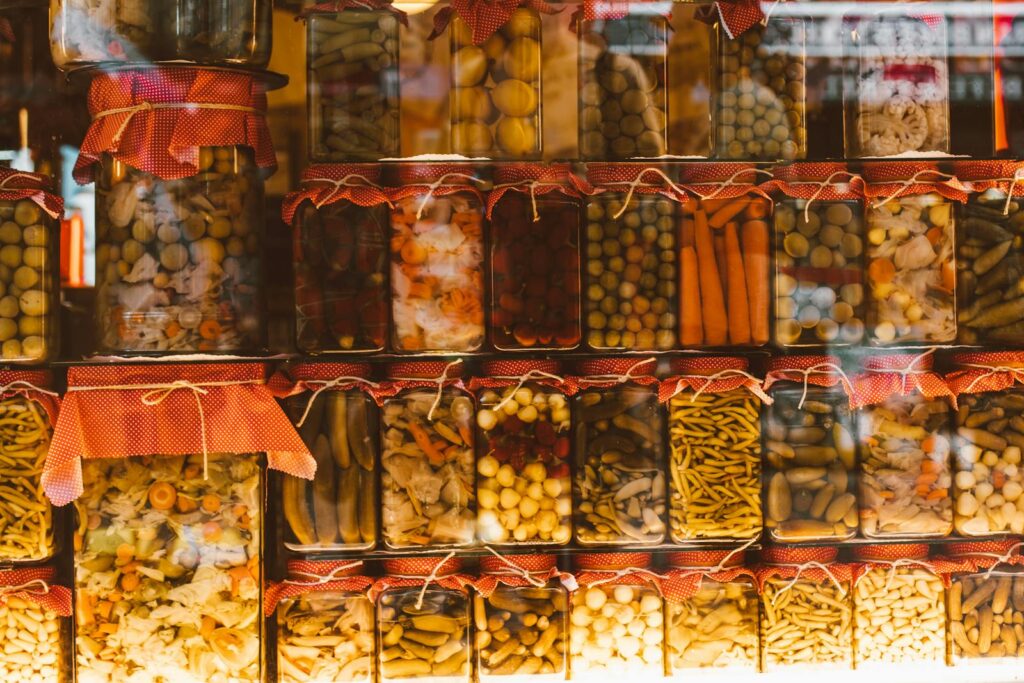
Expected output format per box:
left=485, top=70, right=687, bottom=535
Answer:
left=769, top=561, right=847, bottom=605
left=283, top=561, right=366, bottom=586
left=665, top=368, right=772, bottom=404
left=390, top=359, right=465, bottom=422
left=870, top=169, right=961, bottom=209
left=412, top=173, right=489, bottom=219
left=685, top=167, right=774, bottom=202
left=785, top=170, right=864, bottom=223
left=576, top=357, right=657, bottom=387
left=308, top=174, right=394, bottom=209
left=599, top=167, right=689, bottom=219
left=296, top=376, right=381, bottom=427
left=0, top=577, right=51, bottom=600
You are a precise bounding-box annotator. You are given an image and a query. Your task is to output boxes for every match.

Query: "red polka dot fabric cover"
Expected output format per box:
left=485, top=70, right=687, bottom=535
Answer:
left=0, top=369, right=60, bottom=423
left=264, top=560, right=374, bottom=617
left=761, top=162, right=865, bottom=202
left=572, top=357, right=660, bottom=389
left=850, top=543, right=970, bottom=588
left=485, top=163, right=592, bottom=219
left=281, top=165, right=392, bottom=226
left=763, top=354, right=855, bottom=401
left=468, top=359, right=577, bottom=395
left=679, top=162, right=772, bottom=201
left=370, top=557, right=474, bottom=601
left=0, top=167, right=63, bottom=220
left=0, top=566, right=72, bottom=616
left=587, top=164, right=688, bottom=203
left=951, top=159, right=1024, bottom=195
left=861, top=162, right=969, bottom=203
left=575, top=552, right=667, bottom=594
left=267, top=362, right=377, bottom=399
left=475, top=554, right=570, bottom=597
left=852, top=353, right=954, bottom=408
left=430, top=0, right=560, bottom=45
left=945, top=351, right=1024, bottom=398
left=941, top=539, right=1024, bottom=571
left=663, top=550, right=756, bottom=602
left=756, top=546, right=853, bottom=592
left=658, top=355, right=768, bottom=403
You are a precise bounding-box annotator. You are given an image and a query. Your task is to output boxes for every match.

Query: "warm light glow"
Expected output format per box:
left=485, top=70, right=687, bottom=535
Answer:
left=393, top=0, right=440, bottom=14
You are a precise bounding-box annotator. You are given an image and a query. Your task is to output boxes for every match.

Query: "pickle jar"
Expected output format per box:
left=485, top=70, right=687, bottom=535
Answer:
left=946, top=352, right=1024, bottom=536
left=280, top=362, right=379, bottom=553
left=94, top=147, right=266, bottom=354
left=862, top=165, right=957, bottom=345
left=677, top=164, right=772, bottom=347
left=473, top=360, right=572, bottom=546
left=308, top=5, right=400, bottom=161
left=286, top=166, right=389, bottom=354
left=664, top=550, right=758, bottom=676
left=451, top=8, right=542, bottom=159
left=380, top=361, right=475, bottom=548
left=763, top=356, right=858, bottom=542
left=583, top=165, right=679, bottom=351
left=851, top=545, right=947, bottom=672
left=389, top=165, right=485, bottom=353
left=269, top=560, right=375, bottom=683
left=843, top=9, right=950, bottom=157
left=578, top=9, right=669, bottom=159
left=474, top=554, right=568, bottom=681
left=946, top=541, right=1024, bottom=664
left=0, top=372, right=58, bottom=563
left=376, top=557, right=472, bottom=682
left=49, top=0, right=272, bottom=69
left=573, top=358, right=665, bottom=546
left=854, top=353, right=954, bottom=539
left=0, top=171, right=60, bottom=363
left=570, top=553, right=665, bottom=679
left=662, top=357, right=763, bottom=542
left=769, top=164, right=866, bottom=347
left=713, top=17, right=807, bottom=161
left=758, top=546, right=853, bottom=671
left=488, top=164, right=583, bottom=351
left=954, top=162, right=1024, bottom=345
left=0, top=566, right=72, bottom=683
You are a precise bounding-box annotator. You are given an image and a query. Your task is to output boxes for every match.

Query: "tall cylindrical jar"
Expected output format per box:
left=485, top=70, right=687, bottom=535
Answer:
left=266, top=560, right=375, bottom=683
left=664, top=550, right=758, bottom=676
left=389, top=165, right=485, bottom=353
left=448, top=4, right=546, bottom=159
left=283, top=165, right=390, bottom=354
left=577, top=1, right=670, bottom=159
left=712, top=15, right=807, bottom=160
left=307, top=1, right=404, bottom=161
left=677, top=163, right=772, bottom=347
left=373, top=557, right=473, bottom=683
left=487, top=163, right=585, bottom=351
left=471, top=360, right=573, bottom=546
left=946, top=352, right=1024, bottom=536
left=76, top=67, right=275, bottom=355
left=276, top=362, right=380, bottom=553
left=861, top=162, right=965, bottom=345
left=572, top=358, right=665, bottom=546
left=764, top=163, right=866, bottom=347
left=0, top=566, right=73, bottom=683
left=660, top=357, right=764, bottom=542
left=762, top=356, right=859, bottom=542
left=583, top=164, right=681, bottom=351
left=474, top=554, right=569, bottom=682
left=379, top=361, right=475, bottom=549
left=570, top=553, right=666, bottom=679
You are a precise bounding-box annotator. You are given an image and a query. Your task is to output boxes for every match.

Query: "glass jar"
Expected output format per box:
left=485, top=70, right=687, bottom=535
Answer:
left=844, top=10, right=950, bottom=157
left=272, top=563, right=375, bottom=683
left=94, top=147, right=265, bottom=354
left=380, top=362, right=475, bottom=548
left=290, top=171, right=389, bottom=354
left=0, top=568, right=71, bottom=683
left=948, top=543, right=1024, bottom=664
left=1000, top=8, right=1024, bottom=155
left=474, top=555, right=568, bottom=681
left=281, top=364, right=379, bottom=553
left=584, top=168, right=679, bottom=351
left=573, top=359, right=665, bottom=546
left=865, top=193, right=956, bottom=345
left=678, top=188, right=772, bottom=347
left=74, top=452, right=263, bottom=683
left=488, top=166, right=582, bottom=351
left=763, top=357, right=858, bottom=542
left=451, top=9, right=541, bottom=159
left=474, top=360, right=571, bottom=546
left=0, top=379, right=56, bottom=562
left=665, top=551, right=758, bottom=676
left=664, top=357, right=762, bottom=542
left=308, top=9, right=400, bottom=161
left=377, top=560, right=471, bottom=683
left=773, top=188, right=865, bottom=347
left=389, top=168, right=484, bottom=353
left=759, top=548, right=853, bottom=671
left=851, top=546, right=946, bottom=671
left=49, top=0, right=271, bottom=69
left=713, top=19, right=807, bottom=161
left=570, top=554, right=665, bottom=679
left=578, top=13, right=669, bottom=159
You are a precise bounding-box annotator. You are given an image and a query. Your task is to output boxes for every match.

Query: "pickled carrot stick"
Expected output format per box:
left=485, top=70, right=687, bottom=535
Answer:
left=694, top=210, right=727, bottom=345
left=708, top=198, right=749, bottom=229
left=724, top=222, right=751, bottom=345
left=714, top=230, right=728, bottom=300
left=680, top=245, right=703, bottom=346
left=741, top=219, right=770, bottom=344
left=681, top=214, right=695, bottom=248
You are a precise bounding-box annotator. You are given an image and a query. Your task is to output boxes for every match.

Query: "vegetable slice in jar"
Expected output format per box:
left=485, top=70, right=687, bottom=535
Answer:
left=378, top=587, right=471, bottom=682
left=276, top=590, right=375, bottom=683
left=666, top=578, right=759, bottom=674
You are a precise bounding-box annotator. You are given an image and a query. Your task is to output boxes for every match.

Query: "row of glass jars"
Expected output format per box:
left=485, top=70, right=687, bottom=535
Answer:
left=305, top=4, right=952, bottom=162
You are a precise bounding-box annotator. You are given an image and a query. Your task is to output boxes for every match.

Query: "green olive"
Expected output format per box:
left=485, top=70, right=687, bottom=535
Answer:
left=13, top=201, right=41, bottom=227
left=783, top=232, right=809, bottom=258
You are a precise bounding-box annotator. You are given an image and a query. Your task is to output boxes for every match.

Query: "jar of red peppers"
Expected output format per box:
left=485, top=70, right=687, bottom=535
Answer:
left=389, top=165, right=485, bottom=354
left=283, top=165, right=389, bottom=354
left=471, top=360, right=573, bottom=546
left=487, top=163, right=585, bottom=351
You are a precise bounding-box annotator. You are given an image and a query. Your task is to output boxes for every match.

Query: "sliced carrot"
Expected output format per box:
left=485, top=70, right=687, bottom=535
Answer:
left=916, top=471, right=939, bottom=487
left=921, top=437, right=936, bottom=456
left=201, top=494, right=221, bottom=514
left=941, top=260, right=956, bottom=293
left=198, top=320, right=221, bottom=340
left=926, top=488, right=948, bottom=501
left=926, top=226, right=945, bottom=245
left=95, top=600, right=113, bottom=621
left=994, top=470, right=1006, bottom=489
left=120, top=573, right=140, bottom=592
left=115, top=543, right=134, bottom=561
left=868, top=257, right=896, bottom=284
left=175, top=495, right=198, bottom=514
left=408, top=421, right=446, bottom=465
left=164, top=321, right=182, bottom=338
left=147, top=482, right=177, bottom=511
left=920, top=456, right=940, bottom=472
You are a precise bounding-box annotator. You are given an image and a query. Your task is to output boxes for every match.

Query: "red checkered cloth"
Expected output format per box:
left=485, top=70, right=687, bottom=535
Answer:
left=0, top=566, right=72, bottom=616
left=945, top=351, right=1024, bottom=399
left=431, top=0, right=560, bottom=44
left=586, top=164, right=688, bottom=203
left=852, top=353, right=954, bottom=408
left=659, top=355, right=769, bottom=403
left=663, top=550, right=756, bottom=602
left=761, top=162, right=865, bottom=201
left=370, top=556, right=474, bottom=601
left=679, top=162, right=773, bottom=201
left=571, top=0, right=673, bottom=26
left=267, top=362, right=376, bottom=399
left=486, top=163, right=592, bottom=219
left=74, top=67, right=275, bottom=183
left=475, top=553, right=573, bottom=596
left=264, top=560, right=373, bottom=616
left=468, top=359, right=576, bottom=395
left=861, top=162, right=969, bottom=204
left=571, top=357, right=659, bottom=389
left=763, top=354, right=855, bottom=405
left=574, top=552, right=666, bottom=595
left=302, top=1, right=409, bottom=26
left=0, top=167, right=63, bottom=220
left=390, top=164, right=485, bottom=205
left=281, top=165, right=392, bottom=226
left=756, top=545, right=853, bottom=593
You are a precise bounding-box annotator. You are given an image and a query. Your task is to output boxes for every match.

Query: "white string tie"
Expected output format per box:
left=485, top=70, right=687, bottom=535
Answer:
left=689, top=168, right=774, bottom=201
left=783, top=362, right=854, bottom=410
left=391, top=359, right=463, bottom=422
left=296, top=376, right=381, bottom=427
left=668, top=369, right=771, bottom=404
left=866, top=349, right=936, bottom=395
left=0, top=578, right=50, bottom=600
left=577, top=357, right=656, bottom=387
left=770, top=561, right=846, bottom=606
left=0, top=380, right=59, bottom=398
left=307, top=173, right=393, bottom=209
left=583, top=566, right=668, bottom=588
left=482, top=546, right=548, bottom=588
left=785, top=171, right=862, bottom=223
left=871, top=170, right=957, bottom=209
left=490, top=369, right=567, bottom=413
left=408, top=551, right=458, bottom=610
left=412, top=173, right=487, bottom=219
left=960, top=543, right=1024, bottom=578
left=600, top=168, right=687, bottom=219
left=491, top=180, right=566, bottom=222
left=960, top=363, right=1024, bottom=395
left=284, top=561, right=365, bottom=586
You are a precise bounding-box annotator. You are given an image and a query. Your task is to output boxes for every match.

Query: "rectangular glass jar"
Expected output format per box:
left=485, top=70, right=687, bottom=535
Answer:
left=378, top=586, right=471, bottom=683
left=94, top=148, right=266, bottom=355
left=949, top=567, right=1024, bottom=663
left=0, top=392, right=55, bottom=562
left=0, top=579, right=71, bottom=683
left=569, top=583, right=664, bottom=679
left=74, top=453, right=263, bottom=683
left=474, top=584, right=568, bottom=681
left=760, top=575, right=852, bottom=670
left=578, top=15, right=669, bottom=160
left=274, top=589, right=375, bottom=683
left=666, top=577, right=759, bottom=675
left=308, top=10, right=400, bottom=161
